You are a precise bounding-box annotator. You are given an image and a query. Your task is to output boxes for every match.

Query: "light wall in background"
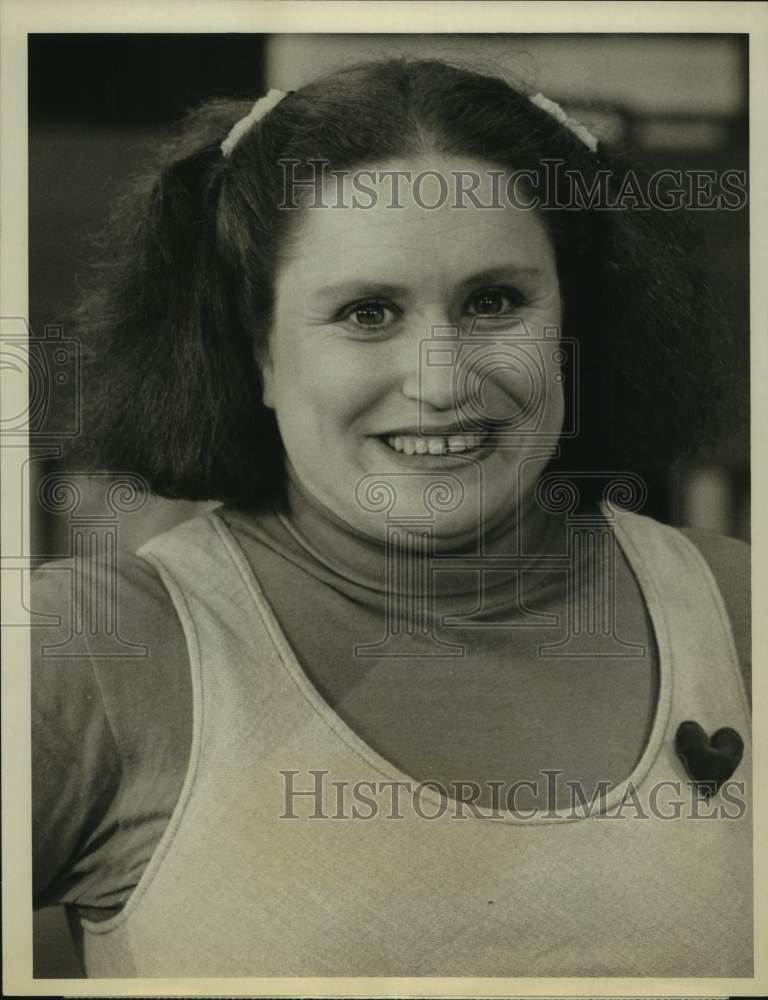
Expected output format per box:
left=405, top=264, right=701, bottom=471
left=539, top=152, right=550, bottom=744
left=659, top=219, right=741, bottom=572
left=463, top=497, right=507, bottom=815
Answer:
left=267, top=34, right=745, bottom=113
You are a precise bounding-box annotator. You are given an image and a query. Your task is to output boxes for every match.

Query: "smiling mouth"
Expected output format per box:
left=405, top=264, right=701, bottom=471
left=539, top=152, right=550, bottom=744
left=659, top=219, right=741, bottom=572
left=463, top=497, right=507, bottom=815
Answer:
left=380, top=432, right=491, bottom=456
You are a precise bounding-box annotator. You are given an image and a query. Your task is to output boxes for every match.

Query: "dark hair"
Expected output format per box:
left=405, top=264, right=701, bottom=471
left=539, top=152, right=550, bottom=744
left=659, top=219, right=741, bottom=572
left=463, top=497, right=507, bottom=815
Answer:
left=68, top=56, right=744, bottom=508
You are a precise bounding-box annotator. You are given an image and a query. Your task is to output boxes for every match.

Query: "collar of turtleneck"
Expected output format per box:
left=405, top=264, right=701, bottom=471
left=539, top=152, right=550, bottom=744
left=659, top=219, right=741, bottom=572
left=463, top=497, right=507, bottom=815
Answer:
left=223, top=461, right=571, bottom=608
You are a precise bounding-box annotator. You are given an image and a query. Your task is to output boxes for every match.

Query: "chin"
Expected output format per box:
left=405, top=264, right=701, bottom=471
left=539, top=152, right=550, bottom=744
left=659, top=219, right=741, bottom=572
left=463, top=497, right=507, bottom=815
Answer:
left=350, top=454, right=520, bottom=536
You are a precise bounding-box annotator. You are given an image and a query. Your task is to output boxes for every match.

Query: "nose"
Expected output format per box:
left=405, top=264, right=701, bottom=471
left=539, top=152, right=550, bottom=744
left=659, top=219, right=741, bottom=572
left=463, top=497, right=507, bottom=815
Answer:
left=399, top=315, right=459, bottom=413
left=401, top=359, right=456, bottom=412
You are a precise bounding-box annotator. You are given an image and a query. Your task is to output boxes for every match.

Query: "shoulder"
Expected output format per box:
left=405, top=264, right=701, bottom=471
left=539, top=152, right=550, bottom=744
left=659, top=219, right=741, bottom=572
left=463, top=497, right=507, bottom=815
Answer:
left=32, top=547, right=183, bottom=658
left=676, top=525, right=750, bottom=703
left=675, top=525, right=749, bottom=615
left=31, top=546, right=191, bottom=733
left=32, top=546, right=175, bottom=613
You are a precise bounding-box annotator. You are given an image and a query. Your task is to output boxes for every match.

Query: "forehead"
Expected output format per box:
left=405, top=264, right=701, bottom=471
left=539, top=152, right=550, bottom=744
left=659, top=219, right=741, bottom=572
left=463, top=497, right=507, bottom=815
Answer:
left=280, top=155, right=557, bottom=285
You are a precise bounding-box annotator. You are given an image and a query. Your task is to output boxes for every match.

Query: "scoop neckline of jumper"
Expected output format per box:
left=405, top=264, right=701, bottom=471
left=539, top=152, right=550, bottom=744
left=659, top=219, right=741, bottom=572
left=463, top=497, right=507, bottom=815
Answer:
left=212, top=499, right=672, bottom=827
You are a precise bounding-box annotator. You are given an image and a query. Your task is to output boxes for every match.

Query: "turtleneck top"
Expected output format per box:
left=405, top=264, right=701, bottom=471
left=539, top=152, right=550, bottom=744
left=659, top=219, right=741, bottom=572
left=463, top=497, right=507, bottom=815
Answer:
left=32, top=470, right=750, bottom=925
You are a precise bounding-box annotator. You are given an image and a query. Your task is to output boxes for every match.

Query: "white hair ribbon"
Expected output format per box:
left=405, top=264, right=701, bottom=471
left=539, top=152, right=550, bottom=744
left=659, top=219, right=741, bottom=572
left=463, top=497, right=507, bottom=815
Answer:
left=529, top=92, right=599, bottom=153
left=221, top=88, right=289, bottom=158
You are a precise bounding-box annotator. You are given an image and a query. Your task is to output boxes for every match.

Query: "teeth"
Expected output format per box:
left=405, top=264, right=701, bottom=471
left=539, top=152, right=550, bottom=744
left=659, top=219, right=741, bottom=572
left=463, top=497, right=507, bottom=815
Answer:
left=385, top=433, right=486, bottom=455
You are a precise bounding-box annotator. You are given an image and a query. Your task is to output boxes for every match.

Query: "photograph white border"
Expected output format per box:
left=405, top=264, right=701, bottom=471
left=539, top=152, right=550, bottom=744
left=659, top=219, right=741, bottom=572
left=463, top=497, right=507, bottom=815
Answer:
left=3, top=2, right=766, bottom=996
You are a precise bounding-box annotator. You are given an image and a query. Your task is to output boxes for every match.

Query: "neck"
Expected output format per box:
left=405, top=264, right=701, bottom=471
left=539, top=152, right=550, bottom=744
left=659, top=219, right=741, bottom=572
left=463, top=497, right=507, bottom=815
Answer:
left=266, top=461, right=566, bottom=599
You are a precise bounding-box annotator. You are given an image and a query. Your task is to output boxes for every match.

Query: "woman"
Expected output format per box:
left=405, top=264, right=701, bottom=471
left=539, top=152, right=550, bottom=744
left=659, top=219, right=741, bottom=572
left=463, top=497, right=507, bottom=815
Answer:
left=32, top=57, right=751, bottom=978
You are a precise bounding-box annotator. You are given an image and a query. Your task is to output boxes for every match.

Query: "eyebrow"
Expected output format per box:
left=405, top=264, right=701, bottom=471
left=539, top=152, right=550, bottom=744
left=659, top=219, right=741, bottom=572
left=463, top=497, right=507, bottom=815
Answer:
left=311, top=281, right=407, bottom=303
left=458, top=266, right=544, bottom=289
left=310, top=266, right=545, bottom=302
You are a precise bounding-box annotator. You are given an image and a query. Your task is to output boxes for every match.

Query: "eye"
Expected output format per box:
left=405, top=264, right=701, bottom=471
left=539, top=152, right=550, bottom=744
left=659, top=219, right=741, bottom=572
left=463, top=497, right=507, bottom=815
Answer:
left=465, top=287, right=524, bottom=318
left=337, top=299, right=399, bottom=331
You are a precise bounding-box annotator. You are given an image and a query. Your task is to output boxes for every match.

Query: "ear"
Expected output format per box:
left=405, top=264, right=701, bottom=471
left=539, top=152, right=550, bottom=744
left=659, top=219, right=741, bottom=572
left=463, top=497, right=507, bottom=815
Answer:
left=258, top=348, right=275, bottom=410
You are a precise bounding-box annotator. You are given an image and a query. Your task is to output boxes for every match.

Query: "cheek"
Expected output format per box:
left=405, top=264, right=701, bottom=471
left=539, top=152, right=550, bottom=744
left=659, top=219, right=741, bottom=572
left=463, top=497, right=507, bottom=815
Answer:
left=270, top=338, right=385, bottom=430
left=464, top=339, right=565, bottom=435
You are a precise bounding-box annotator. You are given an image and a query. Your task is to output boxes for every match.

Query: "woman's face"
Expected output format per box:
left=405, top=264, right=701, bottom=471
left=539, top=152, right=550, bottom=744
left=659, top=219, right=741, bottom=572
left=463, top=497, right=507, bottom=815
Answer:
left=262, top=155, right=564, bottom=543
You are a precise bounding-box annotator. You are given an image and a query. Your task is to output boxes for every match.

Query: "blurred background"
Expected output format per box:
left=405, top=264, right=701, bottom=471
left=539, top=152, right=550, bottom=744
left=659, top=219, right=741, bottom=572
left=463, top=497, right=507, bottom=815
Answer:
left=28, top=32, right=749, bottom=975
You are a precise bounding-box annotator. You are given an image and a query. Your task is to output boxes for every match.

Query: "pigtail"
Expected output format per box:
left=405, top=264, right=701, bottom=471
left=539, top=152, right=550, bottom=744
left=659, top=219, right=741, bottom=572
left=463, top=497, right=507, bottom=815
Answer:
left=70, top=107, right=283, bottom=505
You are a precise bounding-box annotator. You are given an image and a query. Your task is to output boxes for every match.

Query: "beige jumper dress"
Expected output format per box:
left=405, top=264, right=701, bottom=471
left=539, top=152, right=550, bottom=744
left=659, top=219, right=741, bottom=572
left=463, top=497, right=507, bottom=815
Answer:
left=82, top=504, right=753, bottom=978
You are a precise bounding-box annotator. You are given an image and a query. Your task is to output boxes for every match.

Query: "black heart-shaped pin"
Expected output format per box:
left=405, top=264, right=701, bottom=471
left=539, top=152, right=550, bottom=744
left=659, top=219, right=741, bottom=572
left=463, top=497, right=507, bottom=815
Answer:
left=675, top=720, right=744, bottom=798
